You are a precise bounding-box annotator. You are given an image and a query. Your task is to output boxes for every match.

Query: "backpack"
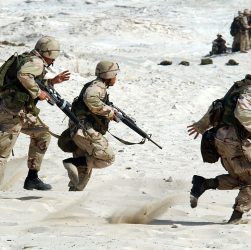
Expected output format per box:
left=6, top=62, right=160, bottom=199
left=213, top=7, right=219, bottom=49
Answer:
left=209, top=77, right=251, bottom=131
left=230, top=17, right=243, bottom=36
left=57, top=128, right=78, bottom=153
left=0, top=52, right=30, bottom=90
left=201, top=75, right=251, bottom=163
left=0, top=54, right=18, bottom=90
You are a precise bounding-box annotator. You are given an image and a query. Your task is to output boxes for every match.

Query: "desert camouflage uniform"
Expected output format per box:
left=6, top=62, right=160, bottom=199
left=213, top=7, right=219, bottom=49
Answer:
left=67, top=78, right=115, bottom=190
left=239, top=14, right=250, bottom=51
left=0, top=51, right=51, bottom=184
left=193, top=77, right=251, bottom=213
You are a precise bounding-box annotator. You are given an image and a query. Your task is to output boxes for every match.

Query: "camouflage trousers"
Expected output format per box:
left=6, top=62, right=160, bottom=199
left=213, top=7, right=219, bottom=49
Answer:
left=65, top=127, right=115, bottom=191
left=0, top=108, right=51, bottom=184
left=240, top=31, right=250, bottom=51
left=214, top=126, right=251, bottom=213
left=72, top=127, right=115, bottom=169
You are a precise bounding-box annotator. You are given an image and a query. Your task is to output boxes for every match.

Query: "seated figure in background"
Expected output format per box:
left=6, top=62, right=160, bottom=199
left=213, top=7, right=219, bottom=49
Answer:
left=210, top=34, right=227, bottom=55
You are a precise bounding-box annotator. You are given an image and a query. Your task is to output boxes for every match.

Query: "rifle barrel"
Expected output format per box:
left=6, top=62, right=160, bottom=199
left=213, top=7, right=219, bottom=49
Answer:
left=119, top=114, right=162, bottom=149
left=147, top=137, right=163, bottom=149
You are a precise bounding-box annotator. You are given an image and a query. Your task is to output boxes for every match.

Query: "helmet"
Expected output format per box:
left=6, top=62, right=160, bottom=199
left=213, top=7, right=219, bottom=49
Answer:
left=35, top=36, right=60, bottom=59
left=95, top=61, right=119, bottom=79
left=244, top=9, right=250, bottom=15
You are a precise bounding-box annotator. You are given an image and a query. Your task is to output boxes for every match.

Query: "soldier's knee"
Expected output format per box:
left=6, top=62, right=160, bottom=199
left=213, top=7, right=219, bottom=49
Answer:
left=89, top=152, right=115, bottom=169
left=44, top=131, right=51, bottom=143
left=32, top=132, right=51, bottom=152
left=93, top=145, right=114, bottom=161
left=41, top=132, right=51, bottom=148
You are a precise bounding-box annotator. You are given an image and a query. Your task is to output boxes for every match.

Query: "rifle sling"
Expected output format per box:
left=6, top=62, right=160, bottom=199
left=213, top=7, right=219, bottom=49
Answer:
left=108, top=131, right=146, bottom=145
left=38, top=115, right=146, bottom=146
left=37, top=116, right=60, bottom=139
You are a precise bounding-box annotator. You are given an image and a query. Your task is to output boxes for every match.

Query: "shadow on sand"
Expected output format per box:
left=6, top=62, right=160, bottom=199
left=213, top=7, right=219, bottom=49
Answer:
left=149, top=219, right=223, bottom=226
left=0, top=196, right=42, bottom=201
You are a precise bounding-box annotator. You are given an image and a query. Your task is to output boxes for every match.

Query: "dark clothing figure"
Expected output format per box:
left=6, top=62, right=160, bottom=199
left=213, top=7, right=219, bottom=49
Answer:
left=248, top=15, right=251, bottom=45
left=211, top=35, right=227, bottom=55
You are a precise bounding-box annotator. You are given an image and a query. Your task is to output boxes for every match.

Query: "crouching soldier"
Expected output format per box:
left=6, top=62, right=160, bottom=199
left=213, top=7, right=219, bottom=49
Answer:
left=188, top=74, right=251, bottom=224
left=61, top=61, right=119, bottom=191
left=0, top=36, right=70, bottom=190
left=210, top=34, right=227, bottom=55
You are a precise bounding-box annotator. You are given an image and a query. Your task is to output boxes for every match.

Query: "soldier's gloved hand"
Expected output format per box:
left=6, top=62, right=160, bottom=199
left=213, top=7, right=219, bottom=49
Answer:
left=51, top=70, right=71, bottom=84
left=187, top=123, right=200, bottom=139
left=108, top=110, right=119, bottom=122
left=113, top=110, right=120, bottom=122
left=38, top=90, right=51, bottom=101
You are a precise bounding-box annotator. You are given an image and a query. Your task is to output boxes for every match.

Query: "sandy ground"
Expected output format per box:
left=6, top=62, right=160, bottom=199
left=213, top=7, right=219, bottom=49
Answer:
left=1, top=0, right=251, bottom=249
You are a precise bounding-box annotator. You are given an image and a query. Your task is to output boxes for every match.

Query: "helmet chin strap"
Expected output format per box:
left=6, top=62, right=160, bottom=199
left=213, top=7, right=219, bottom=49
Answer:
left=46, top=62, right=54, bottom=67
left=32, top=49, right=49, bottom=67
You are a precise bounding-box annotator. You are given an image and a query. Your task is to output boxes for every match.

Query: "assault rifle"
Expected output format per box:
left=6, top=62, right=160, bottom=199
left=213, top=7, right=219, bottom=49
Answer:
left=37, top=81, right=162, bottom=149
left=108, top=102, right=162, bottom=149
left=36, top=80, right=84, bottom=129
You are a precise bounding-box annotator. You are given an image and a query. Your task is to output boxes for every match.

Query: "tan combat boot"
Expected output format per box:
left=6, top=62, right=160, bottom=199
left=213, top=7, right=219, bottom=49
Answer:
left=63, top=158, right=79, bottom=191
left=76, top=167, right=92, bottom=191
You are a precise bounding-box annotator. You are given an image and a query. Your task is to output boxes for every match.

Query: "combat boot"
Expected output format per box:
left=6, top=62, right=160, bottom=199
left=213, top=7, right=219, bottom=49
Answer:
left=24, top=177, right=52, bottom=190
left=63, top=158, right=79, bottom=191
left=76, top=166, right=92, bottom=191
left=228, top=210, right=243, bottom=224
left=23, top=169, right=51, bottom=190
left=63, top=157, right=88, bottom=191
left=190, top=175, right=218, bottom=208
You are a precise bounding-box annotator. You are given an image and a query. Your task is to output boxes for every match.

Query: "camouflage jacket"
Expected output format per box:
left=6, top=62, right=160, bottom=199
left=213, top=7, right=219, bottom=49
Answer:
left=194, top=76, right=251, bottom=136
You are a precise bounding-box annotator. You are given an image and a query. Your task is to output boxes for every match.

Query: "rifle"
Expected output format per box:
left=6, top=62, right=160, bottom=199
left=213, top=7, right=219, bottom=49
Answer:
left=109, top=102, right=162, bottom=149
left=36, top=80, right=84, bottom=129
left=37, top=81, right=162, bottom=149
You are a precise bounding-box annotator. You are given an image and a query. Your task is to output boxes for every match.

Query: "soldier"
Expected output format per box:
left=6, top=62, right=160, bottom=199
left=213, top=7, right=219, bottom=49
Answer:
left=0, top=36, right=70, bottom=190
left=231, top=11, right=242, bottom=52
left=62, top=61, right=119, bottom=191
left=187, top=74, right=251, bottom=224
left=239, top=9, right=251, bottom=52
left=210, top=34, right=227, bottom=55
left=248, top=10, right=251, bottom=45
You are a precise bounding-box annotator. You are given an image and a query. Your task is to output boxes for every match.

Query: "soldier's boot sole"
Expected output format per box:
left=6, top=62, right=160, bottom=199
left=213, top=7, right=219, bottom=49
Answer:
left=63, top=162, right=79, bottom=189
left=190, top=194, right=199, bottom=209
left=190, top=175, right=207, bottom=208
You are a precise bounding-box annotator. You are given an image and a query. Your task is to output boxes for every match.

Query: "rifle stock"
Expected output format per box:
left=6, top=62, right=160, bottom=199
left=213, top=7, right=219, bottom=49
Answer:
left=36, top=81, right=84, bottom=129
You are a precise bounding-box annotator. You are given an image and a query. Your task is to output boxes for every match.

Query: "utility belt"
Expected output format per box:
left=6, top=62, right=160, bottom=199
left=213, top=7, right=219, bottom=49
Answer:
left=84, top=114, right=109, bottom=135
left=0, top=88, right=40, bottom=116
left=74, top=112, right=109, bottom=135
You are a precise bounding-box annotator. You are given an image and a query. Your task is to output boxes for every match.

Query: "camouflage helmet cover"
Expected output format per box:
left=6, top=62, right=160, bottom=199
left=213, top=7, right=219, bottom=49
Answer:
left=35, top=36, right=60, bottom=59
left=95, top=61, right=119, bottom=79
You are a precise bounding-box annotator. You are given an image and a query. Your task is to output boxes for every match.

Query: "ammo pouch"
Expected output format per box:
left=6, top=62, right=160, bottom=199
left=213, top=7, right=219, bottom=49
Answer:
left=87, top=115, right=109, bottom=135
left=1, top=90, right=30, bottom=110
left=200, top=128, right=220, bottom=163
left=57, top=128, right=78, bottom=153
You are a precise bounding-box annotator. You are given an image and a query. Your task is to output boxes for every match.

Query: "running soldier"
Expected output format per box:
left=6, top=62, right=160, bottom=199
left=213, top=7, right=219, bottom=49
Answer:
left=0, top=36, right=70, bottom=190
left=62, top=61, right=119, bottom=191
left=188, top=74, right=251, bottom=224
